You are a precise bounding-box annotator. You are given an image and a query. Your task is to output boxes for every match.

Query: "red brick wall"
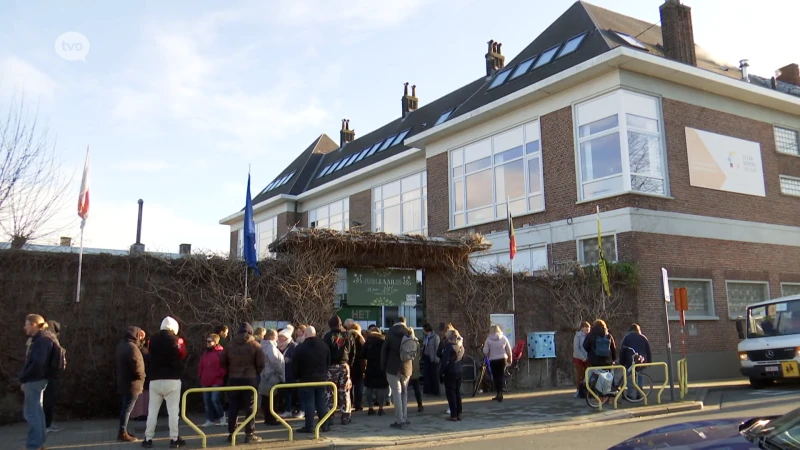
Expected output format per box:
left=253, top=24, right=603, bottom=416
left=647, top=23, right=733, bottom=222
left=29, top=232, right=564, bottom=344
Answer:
left=229, top=230, right=238, bottom=259
left=349, top=189, right=372, bottom=231
left=425, top=99, right=800, bottom=239
left=276, top=211, right=303, bottom=237
left=629, top=232, right=800, bottom=356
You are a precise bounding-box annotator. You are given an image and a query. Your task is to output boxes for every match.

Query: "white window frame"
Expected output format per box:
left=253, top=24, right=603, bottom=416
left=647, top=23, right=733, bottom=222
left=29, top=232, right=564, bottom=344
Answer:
left=573, top=89, right=669, bottom=201
left=372, top=171, right=427, bottom=236
left=725, top=280, right=770, bottom=320
left=309, top=197, right=350, bottom=232
left=774, top=125, right=800, bottom=156
left=577, top=233, right=618, bottom=264
left=449, top=119, right=544, bottom=229
left=781, top=282, right=800, bottom=297
left=779, top=175, right=800, bottom=197
left=257, top=216, right=278, bottom=259
left=667, top=278, right=718, bottom=320
left=471, top=246, right=549, bottom=274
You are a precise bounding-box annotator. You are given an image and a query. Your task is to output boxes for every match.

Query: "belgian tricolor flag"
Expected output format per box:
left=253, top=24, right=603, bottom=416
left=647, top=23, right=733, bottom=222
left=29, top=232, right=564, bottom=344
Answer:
left=508, top=209, right=516, bottom=260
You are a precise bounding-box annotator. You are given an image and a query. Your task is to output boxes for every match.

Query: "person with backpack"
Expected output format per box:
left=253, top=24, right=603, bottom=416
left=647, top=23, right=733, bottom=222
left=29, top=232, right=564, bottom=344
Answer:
left=198, top=333, right=227, bottom=427
left=322, top=316, right=355, bottom=425
left=583, top=319, right=617, bottom=368
left=43, top=320, right=65, bottom=433
left=381, top=317, right=413, bottom=429
left=20, top=314, right=58, bottom=450
left=483, top=324, right=512, bottom=403
left=116, top=326, right=146, bottom=442
left=439, top=328, right=464, bottom=421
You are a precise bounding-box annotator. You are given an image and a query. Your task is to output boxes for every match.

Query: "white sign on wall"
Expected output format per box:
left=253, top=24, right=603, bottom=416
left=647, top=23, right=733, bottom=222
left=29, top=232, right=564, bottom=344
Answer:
left=685, top=127, right=765, bottom=197
left=490, top=313, right=515, bottom=345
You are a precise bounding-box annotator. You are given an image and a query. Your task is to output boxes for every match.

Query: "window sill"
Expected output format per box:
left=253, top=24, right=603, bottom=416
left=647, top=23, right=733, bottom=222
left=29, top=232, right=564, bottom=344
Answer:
left=575, top=191, right=674, bottom=205
left=776, top=150, right=800, bottom=158
left=448, top=208, right=546, bottom=232
left=668, top=315, right=719, bottom=321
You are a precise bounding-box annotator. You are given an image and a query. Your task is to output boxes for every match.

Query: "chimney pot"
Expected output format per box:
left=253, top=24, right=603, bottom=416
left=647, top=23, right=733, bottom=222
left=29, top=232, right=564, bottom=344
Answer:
left=401, top=82, right=419, bottom=118
left=739, top=59, right=750, bottom=82
left=777, top=63, right=800, bottom=86
left=340, top=118, right=355, bottom=147
left=485, top=39, right=506, bottom=77
left=411, top=85, right=416, bottom=97
left=659, top=0, right=697, bottom=66
left=179, top=243, right=191, bottom=257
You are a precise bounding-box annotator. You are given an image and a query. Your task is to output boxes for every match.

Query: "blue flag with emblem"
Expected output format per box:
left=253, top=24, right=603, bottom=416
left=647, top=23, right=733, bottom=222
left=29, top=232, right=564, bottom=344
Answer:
left=243, top=173, right=260, bottom=276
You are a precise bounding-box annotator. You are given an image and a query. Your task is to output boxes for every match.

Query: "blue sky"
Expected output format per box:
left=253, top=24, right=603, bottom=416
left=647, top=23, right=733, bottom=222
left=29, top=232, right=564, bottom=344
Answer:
left=1, top=0, right=796, bottom=254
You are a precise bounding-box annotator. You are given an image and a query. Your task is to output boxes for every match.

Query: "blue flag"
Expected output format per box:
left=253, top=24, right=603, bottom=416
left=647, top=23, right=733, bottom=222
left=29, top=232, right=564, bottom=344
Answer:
left=243, top=174, right=260, bottom=276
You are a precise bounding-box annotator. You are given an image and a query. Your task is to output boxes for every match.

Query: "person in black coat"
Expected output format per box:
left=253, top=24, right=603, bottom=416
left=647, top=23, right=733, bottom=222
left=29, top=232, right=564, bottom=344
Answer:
left=362, top=329, right=388, bottom=416
left=620, top=324, right=652, bottom=400
left=439, top=329, right=464, bottom=421
left=115, top=326, right=146, bottom=442
left=43, top=320, right=63, bottom=433
left=583, top=319, right=617, bottom=367
left=292, top=326, right=331, bottom=433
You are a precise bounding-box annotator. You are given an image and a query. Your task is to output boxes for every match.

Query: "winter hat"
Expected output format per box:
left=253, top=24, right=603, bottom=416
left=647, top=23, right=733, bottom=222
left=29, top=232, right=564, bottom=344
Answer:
left=160, top=316, right=179, bottom=334
left=279, top=325, right=294, bottom=340
left=238, top=322, right=254, bottom=335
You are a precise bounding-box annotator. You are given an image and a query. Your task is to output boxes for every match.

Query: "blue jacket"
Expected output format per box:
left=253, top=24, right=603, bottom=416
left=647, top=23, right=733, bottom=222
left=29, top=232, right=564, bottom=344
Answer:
left=19, top=331, right=55, bottom=384
left=620, top=332, right=652, bottom=368
left=439, top=342, right=464, bottom=377
left=282, top=341, right=298, bottom=383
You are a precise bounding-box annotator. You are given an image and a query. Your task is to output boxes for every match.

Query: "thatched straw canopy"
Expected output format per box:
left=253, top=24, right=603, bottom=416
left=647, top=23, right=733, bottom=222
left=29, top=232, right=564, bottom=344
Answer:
left=269, top=228, right=490, bottom=270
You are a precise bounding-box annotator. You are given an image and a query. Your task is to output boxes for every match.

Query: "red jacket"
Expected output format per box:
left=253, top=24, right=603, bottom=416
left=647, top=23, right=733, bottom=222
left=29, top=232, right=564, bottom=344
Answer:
left=198, top=345, right=226, bottom=387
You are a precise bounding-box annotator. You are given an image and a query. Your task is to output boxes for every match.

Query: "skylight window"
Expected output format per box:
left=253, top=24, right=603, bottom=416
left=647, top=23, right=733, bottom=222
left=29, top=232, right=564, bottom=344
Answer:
left=366, top=141, right=383, bottom=158
left=378, top=135, right=396, bottom=152
left=488, top=69, right=512, bottom=89
left=354, top=148, right=370, bottom=163
left=615, top=32, right=646, bottom=49
left=332, top=158, right=349, bottom=172
left=510, top=56, right=536, bottom=80
left=391, top=129, right=411, bottom=147
left=318, top=164, right=334, bottom=178
left=344, top=153, right=359, bottom=167
left=533, top=45, right=561, bottom=68
left=435, top=109, right=453, bottom=126
left=557, top=33, right=586, bottom=59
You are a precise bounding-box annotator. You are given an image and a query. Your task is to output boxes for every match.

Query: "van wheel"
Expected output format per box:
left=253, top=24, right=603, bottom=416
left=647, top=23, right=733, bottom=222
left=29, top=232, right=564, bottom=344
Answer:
left=749, top=377, right=773, bottom=389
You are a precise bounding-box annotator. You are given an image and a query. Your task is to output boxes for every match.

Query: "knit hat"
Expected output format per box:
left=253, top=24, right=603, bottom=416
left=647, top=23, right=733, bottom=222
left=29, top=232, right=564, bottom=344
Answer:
left=279, top=325, right=294, bottom=341
left=238, top=322, right=254, bottom=335
left=160, top=316, right=179, bottom=334
left=328, top=315, right=343, bottom=330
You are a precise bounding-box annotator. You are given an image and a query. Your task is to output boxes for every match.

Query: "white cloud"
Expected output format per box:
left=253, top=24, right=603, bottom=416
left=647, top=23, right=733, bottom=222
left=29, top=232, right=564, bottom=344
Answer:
left=0, top=55, right=57, bottom=98
left=112, top=160, right=170, bottom=172
left=271, top=0, right=428, bottom=32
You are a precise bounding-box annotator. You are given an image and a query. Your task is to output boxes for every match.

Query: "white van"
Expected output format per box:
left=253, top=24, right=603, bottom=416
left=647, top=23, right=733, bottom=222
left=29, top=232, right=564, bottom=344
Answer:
left=736, top=294, right=800, bottom=389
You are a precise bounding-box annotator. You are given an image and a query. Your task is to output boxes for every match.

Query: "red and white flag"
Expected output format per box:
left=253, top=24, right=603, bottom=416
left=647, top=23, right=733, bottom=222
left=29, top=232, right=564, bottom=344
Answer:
left=78, top=146, right=90, bottom=224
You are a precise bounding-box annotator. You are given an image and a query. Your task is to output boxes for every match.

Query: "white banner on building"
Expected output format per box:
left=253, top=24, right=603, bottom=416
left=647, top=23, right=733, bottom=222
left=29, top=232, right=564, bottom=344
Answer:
left=685, top=127, right=765, bottom=197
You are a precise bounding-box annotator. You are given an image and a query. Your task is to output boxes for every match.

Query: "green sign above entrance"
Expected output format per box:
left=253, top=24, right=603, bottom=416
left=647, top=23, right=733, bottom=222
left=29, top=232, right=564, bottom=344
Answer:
left=337, top=306, right=379, bottom=322
left=346, top=268, right=416, bottom=307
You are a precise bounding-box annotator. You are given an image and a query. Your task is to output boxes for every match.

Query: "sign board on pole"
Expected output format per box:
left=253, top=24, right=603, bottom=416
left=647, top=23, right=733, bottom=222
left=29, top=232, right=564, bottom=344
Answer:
left=661, top=268, right=671, bottom=303
left=490, top=314, right=515, bottom=345
left=528, top=332, right=556, bottom=359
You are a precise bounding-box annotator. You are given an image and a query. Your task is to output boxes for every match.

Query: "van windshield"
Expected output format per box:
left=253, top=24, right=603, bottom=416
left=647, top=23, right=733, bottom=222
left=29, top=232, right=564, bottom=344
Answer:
left=748, top=299, right=800, bottom=338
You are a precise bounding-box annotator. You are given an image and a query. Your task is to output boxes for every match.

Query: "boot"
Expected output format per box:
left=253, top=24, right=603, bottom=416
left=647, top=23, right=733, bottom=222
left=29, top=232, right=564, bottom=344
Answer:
left=117, top=430, right=138, bottom=442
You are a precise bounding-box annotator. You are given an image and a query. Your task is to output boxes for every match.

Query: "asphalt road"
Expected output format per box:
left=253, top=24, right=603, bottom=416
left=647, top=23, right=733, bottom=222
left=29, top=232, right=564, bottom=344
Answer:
left=407, top=385, right=800, bottom=450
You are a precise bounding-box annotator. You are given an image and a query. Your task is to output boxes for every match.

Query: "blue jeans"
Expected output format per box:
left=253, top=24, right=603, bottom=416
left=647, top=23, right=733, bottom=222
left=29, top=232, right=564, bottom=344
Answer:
left=283, top=387, right=294, bottom=413
left=23, top=379, right=48, bottom=450
left=299, top=387, right=328, bottom=431
left=119, top=393, right=140, bottom=432
left=203, top=387, right=224, bottom=422
left=626, top=368, right=643, bottom=399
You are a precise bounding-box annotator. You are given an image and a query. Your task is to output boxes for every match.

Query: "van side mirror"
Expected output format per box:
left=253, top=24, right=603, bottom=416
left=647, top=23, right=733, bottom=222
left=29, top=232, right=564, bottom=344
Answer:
left=736, top=318, right=746, bottom=339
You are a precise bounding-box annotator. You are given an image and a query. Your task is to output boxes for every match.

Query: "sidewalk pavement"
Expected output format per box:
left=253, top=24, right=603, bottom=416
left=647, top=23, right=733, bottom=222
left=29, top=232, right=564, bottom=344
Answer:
left=2, top=384, right=713, bottom=450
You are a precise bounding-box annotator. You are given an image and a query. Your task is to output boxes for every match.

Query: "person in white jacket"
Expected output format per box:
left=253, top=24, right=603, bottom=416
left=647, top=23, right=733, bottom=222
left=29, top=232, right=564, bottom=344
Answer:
left=258, top=330, right=285, bottom=425
left=573, top=322, right=590, bottom=397
left=483, top=325, right=512, bottom=402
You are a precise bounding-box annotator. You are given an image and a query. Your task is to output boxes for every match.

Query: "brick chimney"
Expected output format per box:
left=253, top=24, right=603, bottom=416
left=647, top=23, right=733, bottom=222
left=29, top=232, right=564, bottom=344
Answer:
left=776, top=64, right=800, bottom=86
left=485, top=40, right=505, bottom=77
left=339, top=119, right=355, bottom=147
left=59, top=237, right=71, bottom=247
left=659, top=0, right=697, bottom=66
left=401, top=82, right=419, bottom=118
left=179, top=243, right=191, bottom=257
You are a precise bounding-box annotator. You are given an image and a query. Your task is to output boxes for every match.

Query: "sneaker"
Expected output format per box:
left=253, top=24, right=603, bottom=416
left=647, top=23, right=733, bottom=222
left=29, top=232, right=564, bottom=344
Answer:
left=390, top=422, right=404, bottom=429
left=46, top=425, right=61, bottom=433
left=117, top=430, right=139, bottom=442
left=219, top=414, right=227, bottom=426
left=169, top=437, right=186, bottom=448
left=293, top=411, right=305, bottom=419
left=280, top=411, right=293, bottom=419
left=378, top=408, right=385, bottom=416
left=245, top=434, right=261, bottom=443
left=445, top=409, right=450, bottom=415
left=141, top=440, right=154, bottom=449
left=201, top=420, right=215, bottom=427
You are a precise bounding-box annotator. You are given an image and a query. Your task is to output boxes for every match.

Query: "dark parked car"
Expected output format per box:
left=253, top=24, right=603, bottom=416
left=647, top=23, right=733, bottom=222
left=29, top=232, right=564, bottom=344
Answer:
left=609, top=408, right=799, bottom=449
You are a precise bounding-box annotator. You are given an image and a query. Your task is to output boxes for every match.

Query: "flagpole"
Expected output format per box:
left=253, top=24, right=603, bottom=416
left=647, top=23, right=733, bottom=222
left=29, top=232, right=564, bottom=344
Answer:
left=597, top=205, right=606, bottom=312
left=76, top=220, right=85, bottom=303
left=508, top=198, right=515, bottom=313
left=244, top=163, right=251, bottom=301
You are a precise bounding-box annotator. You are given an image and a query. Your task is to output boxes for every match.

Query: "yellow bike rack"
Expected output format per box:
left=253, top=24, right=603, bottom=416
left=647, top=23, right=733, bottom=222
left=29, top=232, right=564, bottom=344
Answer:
left=629, top=362, right=669, bottom=406
left=677, top=359, right=689, bottom=399
left=181, top=385, right=258, bottom=448
left=584, top=365, right=626, bottom=411
left=269, top=381, right=338, bottom=442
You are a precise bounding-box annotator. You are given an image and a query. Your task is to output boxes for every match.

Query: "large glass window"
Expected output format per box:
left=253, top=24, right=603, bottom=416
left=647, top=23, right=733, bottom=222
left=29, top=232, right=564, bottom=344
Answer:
left=309, top=198, right=349, bottom=232
left=575, top=90, right=667, bottom=200
left=450, top=120, right=543, bottom=228
left=726, top=281, right=769, bottom=319
left=257, top=216, right=278, bottom=258
left=373, top=172, right=427, bottom=235
left=471, top=247, right=548, bottom=273
left=775, top=126, right=800, bottom=156
left=668, top=279, right=715, bottom=318
left=782, top=283, right=800, bottom=297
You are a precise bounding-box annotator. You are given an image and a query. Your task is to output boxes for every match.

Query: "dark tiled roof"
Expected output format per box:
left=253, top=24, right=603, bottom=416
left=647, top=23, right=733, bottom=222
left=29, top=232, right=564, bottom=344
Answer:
left=247, top=0, right=800, bottom=208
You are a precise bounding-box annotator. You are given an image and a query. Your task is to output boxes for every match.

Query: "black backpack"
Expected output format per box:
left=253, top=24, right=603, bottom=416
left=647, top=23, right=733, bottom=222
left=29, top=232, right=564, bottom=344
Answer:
left=48, top=339, right=67, bottom=377
left=595, top=335, right=611, bottom=358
